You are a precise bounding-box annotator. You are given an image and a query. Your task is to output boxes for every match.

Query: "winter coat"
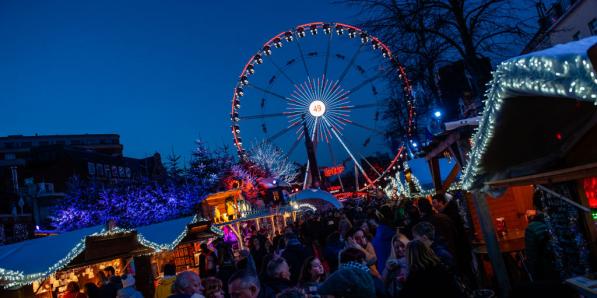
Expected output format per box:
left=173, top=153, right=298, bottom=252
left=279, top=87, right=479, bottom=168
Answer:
left=264, top=277, right=293, bottom=295
left=154, top=276, right=176, bottom=298
left=372, top=224, right=394, bottom=273
left=116, top=286, right=143, bottom=298
left=400, top=264, right=465, bottom=298
left=282, top=238, right=310, bottom=283
left=525, top=215, right=558, bottom=281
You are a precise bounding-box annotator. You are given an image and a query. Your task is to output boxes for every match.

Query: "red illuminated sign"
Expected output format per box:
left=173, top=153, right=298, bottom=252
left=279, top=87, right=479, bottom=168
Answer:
left=584, top=177, right=597, bottom=209
left=323, top=165, right=344, bottom=177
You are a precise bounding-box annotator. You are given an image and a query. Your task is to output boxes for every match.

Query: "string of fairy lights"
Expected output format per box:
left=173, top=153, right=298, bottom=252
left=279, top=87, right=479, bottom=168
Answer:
left=461, top=38, right=597, bottom=190
left=0, top=216, right=215, bottom=288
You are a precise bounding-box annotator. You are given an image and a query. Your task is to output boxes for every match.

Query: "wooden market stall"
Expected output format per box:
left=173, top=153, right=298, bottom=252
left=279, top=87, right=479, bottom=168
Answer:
left=459, top=36, right=597, bottom=297
left=0, top=215, right=220, bottom=298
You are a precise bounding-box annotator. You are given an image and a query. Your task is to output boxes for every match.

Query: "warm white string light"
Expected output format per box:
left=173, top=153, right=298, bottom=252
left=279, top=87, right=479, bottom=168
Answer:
left=0, top=216, right=213, bottom=288
left=461, top=38, right=597, bottom=190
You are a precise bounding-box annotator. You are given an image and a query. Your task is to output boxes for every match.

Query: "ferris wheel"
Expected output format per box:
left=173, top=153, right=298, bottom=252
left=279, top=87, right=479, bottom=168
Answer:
left=230, top=22, right=416, bottom=192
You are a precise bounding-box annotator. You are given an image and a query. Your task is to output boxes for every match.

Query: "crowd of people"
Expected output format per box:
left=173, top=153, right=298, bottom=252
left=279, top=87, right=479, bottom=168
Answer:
left=61, top=193, right=478, bottom=298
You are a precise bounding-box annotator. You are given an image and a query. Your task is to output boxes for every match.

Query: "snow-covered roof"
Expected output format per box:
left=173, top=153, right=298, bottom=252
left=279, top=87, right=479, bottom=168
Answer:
left=461, top=36, right=597, bottom=190
left=0, top=225, right=103, bottom=287
left=0, top=216, right=200, bottom=288
left=291, top=188, right=342, bottom=209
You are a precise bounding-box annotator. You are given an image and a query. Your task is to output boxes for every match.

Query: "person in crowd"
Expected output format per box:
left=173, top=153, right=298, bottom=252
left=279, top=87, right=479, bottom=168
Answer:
left=372, top=205, right=396, bottom=273
left=249, top=236, right=268, bottom=274
left=264, top=257, right=293, bottom=294
left=215, top=244, right=237, bottom=296
left=432, top=193, right=475, bottom=285
left=116, top=274, right=143, bottom=298
left=199, top=243, right=217, bottom=278
left=155, top=263, right=177, bottom=298
left=400, top=240, right=464, bottom=298
left=297, top=256, right=326, bottom=296
left=281, top=232, right=310, bottom=283
left=202, top=277, right=225, bottom=298
left=84, top=283, right=101, bottom=298
left=168, top=271, right=205, bottom=298
left=275, top=287, right=307, bottom=298
left=62, top=281, right=87, bottom=298
left=318, top=247, right=383, bottom=298
left=417, top=197, right=458, bottom=254
left=525, top=193, right=558, bottom=281
left=411, top=221, right=455, bottom=271
left=228, top=269, right=274, bottom=298
left=402, top=202, right=420, bottom=239
left=382, top=233, right=409, bottom=297
left=99, top=266, right=122, bottom=298
left=346, top=227, right=380, bottom=278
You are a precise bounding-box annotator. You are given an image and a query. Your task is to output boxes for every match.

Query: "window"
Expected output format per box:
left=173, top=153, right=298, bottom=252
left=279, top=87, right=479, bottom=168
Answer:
left=70, top=139, right=81, bottom=145
left=573, top=31, right=581, bottom=40
left=4, top=153, right=16, bottom=160
left=20, top=142, right=32, bottom=148
left=589, top=18, right=597, bottom=35
left=97, top=164, right=104, bottom=176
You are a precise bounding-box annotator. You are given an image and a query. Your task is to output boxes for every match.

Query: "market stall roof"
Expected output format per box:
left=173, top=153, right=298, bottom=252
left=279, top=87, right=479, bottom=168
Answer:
left=136, top=215, right=196, bottom=250
left=0, top=225, right=103, bottom=286
left=291, top=188, right=342, bottom=209
left=462, top=37, right=597, bottom=190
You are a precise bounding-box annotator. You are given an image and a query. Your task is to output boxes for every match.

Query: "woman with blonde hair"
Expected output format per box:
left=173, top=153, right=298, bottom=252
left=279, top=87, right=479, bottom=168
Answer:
left=383, top=233, right=409, bottom=297
left=400, top=240, right=464, bottom=298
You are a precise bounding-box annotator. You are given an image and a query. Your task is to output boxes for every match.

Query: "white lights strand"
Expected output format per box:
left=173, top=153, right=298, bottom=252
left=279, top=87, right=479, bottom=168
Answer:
left=0, top=216, right=208, bottom=288
left=461, top=39, right=597, bottom=190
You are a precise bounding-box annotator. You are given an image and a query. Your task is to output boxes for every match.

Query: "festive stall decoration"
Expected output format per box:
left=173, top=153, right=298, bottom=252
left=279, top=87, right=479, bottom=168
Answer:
left=461, top=37, right=597, bottom=189
left=0, top=216, right=206, bottom=288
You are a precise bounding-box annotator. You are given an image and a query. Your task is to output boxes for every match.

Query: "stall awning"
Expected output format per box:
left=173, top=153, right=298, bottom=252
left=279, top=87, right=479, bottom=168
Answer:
left=0, top=225, right=103, bottom=286
left=462, top=37, right=597, bottom=190
left=136, top=216, right=196, bottom=250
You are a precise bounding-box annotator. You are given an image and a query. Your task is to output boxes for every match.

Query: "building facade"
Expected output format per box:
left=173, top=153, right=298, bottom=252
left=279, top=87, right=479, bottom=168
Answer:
left=523, top=0, right=597, bottom=53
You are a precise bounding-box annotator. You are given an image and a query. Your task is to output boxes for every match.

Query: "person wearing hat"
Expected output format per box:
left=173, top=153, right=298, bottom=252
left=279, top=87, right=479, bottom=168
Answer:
left=318, top=247, right=381, bottom=298
left=116, top=274, right=143, bottom=298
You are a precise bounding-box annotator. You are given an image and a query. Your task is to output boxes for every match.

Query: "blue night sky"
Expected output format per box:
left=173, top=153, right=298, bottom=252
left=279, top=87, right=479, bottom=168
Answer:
left=0, top=0, right=362, bottom=161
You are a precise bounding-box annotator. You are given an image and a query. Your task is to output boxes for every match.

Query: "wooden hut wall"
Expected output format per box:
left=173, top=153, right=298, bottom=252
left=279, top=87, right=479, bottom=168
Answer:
left=467, top=186, right=534, bottom=240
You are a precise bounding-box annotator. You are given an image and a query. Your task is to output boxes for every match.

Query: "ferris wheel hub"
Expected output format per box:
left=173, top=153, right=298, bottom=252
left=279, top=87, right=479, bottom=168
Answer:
left=308, top=100, right=326, bottom=117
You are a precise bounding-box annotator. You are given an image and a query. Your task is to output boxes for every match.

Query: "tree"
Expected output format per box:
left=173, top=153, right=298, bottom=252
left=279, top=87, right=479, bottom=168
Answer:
left=343, top=0, right=533, bottom=144
left=166, top=149, right=183, bottom=180
left=247, top=141, right=299, bottom=183
left=188, top=139, right=234, bottom=191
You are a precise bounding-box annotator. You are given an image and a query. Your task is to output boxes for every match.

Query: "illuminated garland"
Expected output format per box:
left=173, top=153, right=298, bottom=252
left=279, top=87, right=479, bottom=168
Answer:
left=0, top=216, right=213, bottom=288
left=461, top=38, right=597, bottom=190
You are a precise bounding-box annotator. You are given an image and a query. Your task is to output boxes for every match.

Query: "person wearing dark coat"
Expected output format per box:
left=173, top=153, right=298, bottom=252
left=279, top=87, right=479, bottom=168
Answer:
left=412, top=221, right=456, bottom=272
left=400, top=240, right=465, bottom=298
left=372, top=205, right=396, bottom=274
left=281, top=233, right=310, bottom=284
left=264, top=257, right=293, bottom=295
left=99, top=266, right=122, bottom=298
left=418, top=198, right=458, bottom=255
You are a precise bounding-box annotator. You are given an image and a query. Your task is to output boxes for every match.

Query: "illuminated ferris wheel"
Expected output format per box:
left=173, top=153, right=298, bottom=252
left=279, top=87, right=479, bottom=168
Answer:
left=230, top=22, right=415, bottom=191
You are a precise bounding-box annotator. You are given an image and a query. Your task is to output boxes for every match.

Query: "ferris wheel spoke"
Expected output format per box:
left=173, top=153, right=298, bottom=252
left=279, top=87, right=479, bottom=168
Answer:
left=247, top=84, right=291, bottom=103
left=359, top=152, right=383, bottom=180
left=348, top=73, right=384, bottom=94
left=267, top=121, right=300, bottom=143
left=323, top=32, right=333, bottom=79
left=240, top=111, right=300, bottom=120
left=287, top=136, right=302, bottom=157
left=340, top=101, right=384, bottom=110
left=294, top=38, right=311, bottom=78
left=322, top=116, right=373, bottom=186
left=347, top=120, right=385, bottom=136
left=268, top=56, right=297, bottom=85
left=337, top=43, right=365, bottom=85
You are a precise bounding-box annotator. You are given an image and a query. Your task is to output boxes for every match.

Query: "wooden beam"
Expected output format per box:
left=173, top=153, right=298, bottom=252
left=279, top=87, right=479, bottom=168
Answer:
left=441, top=163, right=461, bottom=192
left=472, top=191, right=511, bottom=297
left=425, top=132, right=459, bottom=160
left=486, top=162, right=597, bottom=188
left=428, top=157, right=442, bottom=191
